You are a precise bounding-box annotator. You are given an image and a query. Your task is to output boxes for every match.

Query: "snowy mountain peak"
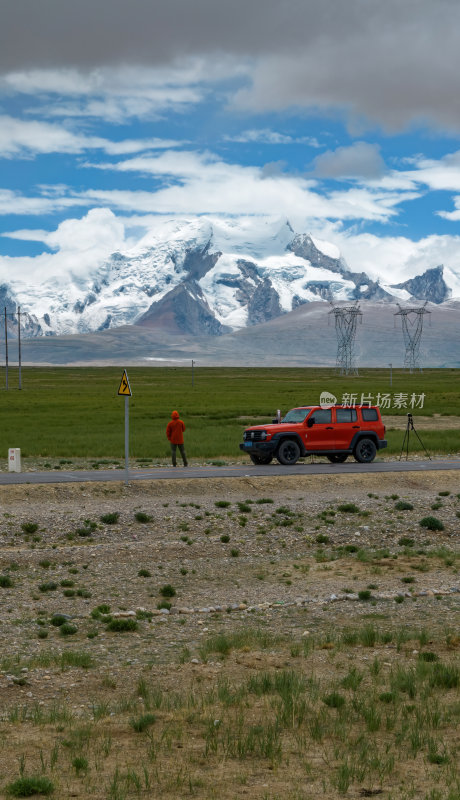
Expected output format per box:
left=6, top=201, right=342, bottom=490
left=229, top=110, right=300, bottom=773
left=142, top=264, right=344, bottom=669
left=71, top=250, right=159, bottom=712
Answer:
left=2, top=216, right=460, bottom=339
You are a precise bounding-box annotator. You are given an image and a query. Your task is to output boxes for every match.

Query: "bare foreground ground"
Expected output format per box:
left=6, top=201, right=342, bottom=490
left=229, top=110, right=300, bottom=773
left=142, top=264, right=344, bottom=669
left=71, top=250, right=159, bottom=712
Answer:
left=0, top=472, right=459, bottom=800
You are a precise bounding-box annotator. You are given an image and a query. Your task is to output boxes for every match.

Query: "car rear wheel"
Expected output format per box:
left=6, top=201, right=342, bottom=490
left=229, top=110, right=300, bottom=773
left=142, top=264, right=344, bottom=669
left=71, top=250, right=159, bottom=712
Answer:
left=277, top=439, right=301, bottom=465
left=249, top=454, right=273, bottom=465
left=353, top=438, right=377, bottom=463
left=327, top=454, right=348, bottom=463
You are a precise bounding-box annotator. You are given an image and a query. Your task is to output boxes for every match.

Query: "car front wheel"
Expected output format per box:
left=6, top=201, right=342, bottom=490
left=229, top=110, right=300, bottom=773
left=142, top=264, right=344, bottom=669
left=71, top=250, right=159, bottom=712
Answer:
left=249, top=454, right=273, bottom=465
left=353, top=438, right=377, bottom=463
left=277, top=439, right=301, bottom=465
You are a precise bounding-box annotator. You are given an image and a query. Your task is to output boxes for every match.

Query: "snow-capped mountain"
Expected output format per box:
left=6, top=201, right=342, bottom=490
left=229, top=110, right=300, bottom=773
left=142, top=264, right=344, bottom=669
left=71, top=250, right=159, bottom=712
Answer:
left=2, top=217, right=458, bottom=338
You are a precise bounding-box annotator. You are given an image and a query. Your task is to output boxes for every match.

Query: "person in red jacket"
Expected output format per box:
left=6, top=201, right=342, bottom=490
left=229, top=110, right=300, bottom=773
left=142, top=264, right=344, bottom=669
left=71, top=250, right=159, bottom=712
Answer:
left=166, top=410, right=188, bottom=467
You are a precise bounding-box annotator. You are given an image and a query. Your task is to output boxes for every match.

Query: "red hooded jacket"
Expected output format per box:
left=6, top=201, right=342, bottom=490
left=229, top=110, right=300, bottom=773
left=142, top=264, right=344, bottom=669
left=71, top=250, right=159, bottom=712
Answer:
left=166, top=410, right=185, bottom=445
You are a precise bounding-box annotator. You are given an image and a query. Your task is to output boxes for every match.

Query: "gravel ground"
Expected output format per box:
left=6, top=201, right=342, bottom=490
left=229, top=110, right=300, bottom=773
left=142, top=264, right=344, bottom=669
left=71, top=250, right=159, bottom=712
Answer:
left=0, top=471, right=458, bottom=799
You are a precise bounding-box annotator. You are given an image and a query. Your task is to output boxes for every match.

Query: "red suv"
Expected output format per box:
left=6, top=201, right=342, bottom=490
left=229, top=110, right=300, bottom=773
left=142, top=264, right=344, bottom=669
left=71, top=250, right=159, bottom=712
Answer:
left=240, top=405, right=387, bottom=465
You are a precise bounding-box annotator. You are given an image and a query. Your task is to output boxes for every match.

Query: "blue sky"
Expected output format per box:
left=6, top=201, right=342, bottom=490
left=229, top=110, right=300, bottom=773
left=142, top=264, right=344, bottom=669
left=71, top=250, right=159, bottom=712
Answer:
left=1, top=0, right=460, bottom=286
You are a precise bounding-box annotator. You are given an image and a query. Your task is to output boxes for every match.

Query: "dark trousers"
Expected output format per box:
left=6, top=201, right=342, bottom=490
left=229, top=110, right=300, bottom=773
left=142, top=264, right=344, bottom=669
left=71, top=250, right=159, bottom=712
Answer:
left=170, top=443, right=187, bottom=466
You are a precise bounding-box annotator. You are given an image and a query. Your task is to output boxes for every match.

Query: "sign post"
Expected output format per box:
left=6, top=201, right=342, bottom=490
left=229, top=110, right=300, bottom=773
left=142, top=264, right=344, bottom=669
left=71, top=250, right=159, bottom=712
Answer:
left=117, top=369, right=132, bottom=485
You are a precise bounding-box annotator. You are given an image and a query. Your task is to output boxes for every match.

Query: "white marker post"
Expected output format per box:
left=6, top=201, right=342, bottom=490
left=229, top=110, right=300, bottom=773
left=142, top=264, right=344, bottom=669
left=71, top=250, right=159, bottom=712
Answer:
left=117, top=369, right=132, bottom=485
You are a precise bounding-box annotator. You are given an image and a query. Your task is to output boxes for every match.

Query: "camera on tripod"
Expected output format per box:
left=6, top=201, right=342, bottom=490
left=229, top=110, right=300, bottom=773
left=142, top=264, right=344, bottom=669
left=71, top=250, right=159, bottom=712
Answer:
left=400, top=413, right=430, bottom=461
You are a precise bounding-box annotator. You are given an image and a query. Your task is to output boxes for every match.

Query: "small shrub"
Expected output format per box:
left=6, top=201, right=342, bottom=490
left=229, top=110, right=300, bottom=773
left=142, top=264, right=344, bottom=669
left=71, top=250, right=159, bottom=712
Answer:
left=157, top=601, right=171, bottom=611
left=344, top=544, right=358, bottom=553
left=60, top=623, right=78, bottom=636
left=337, top=503, right=359, bottom=513
left=418, top=651, right=438, bottom=662
left=21, top=522, right=38, bottom=534
left=160, top=584, right=176, bottom=598
left=358, top=590, right=372, bottom=601
left=107, top=618, right=138, bottom=632
left=395, top=501, right=414, bottom=511
left=215, top=501, right=231, bottom=508
left=378, top=691, right=395, bottom=704
left=237, top=503, right=251, bottom=513
left=428, top=663, right=459, bottom=689
left=39, top=581, right=58, bottom=593
left=100, top=512, right=119, bottom=525
left=398, top=537, right=415, bottom=547
left=51, top=614, right=70, bottom=627
left=220, top=534, right=230, bottom=543
left=130, top=713, right=156, bottom=732
left=322, top=692, right=346, bottom=709
left=61, top=651, right=93, bottom=668
left=134, top=511, right=152, bottom=523
left=60, top=579, right=74, bottom=587
left=255, top=498, right=273, bottom=504
left=6, top=776, right=54, bottom=796
left=419, top=516, right=444, bottom=532
left=438, top=491, right=450, bottom=497
left=72, top=756, right=88, bottom=775
left=138, top=569, right=151, bottom=578
left=0, top=575, right=13, bottom=588
left=316, top=533, right=330, bottom=544
left=231, top=549, right=240, bottom=557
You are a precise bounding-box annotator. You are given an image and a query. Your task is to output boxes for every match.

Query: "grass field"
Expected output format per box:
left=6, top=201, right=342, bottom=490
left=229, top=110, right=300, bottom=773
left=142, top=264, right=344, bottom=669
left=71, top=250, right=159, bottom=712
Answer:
left=0, top=367, right=459, bottom=462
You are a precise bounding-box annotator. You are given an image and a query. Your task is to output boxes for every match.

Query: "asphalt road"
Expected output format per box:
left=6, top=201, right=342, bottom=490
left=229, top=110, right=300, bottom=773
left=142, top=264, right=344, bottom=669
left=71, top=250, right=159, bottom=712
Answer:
left=1, top=457, right=460, bottom=485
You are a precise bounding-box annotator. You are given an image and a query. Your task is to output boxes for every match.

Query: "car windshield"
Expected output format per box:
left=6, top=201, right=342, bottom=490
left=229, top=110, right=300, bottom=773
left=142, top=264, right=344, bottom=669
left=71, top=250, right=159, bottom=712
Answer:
left=282, top=408, right=311, bottom=423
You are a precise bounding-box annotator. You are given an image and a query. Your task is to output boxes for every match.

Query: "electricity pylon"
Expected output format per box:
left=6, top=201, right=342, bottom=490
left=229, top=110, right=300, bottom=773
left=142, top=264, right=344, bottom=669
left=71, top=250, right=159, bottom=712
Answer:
left=394, top=302, right=431, bottom=372
left=329, top=303, right=362, bottom=374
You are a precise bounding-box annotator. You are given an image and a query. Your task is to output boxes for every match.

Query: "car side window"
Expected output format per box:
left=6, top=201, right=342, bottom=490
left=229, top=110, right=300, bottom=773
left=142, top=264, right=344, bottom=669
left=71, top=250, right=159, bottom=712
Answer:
left=361, top=408, right=379, bottom=421
left=336, top=408, right=358, bottom=423
left=311, top=409, right=332, bottom=424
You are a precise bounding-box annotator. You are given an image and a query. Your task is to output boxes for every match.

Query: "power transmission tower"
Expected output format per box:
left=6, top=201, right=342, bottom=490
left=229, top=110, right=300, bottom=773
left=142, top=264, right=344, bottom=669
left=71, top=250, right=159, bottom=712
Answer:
left=394, top=302, right=431, bottom=372
left=328, top=303, right=362, bottom=374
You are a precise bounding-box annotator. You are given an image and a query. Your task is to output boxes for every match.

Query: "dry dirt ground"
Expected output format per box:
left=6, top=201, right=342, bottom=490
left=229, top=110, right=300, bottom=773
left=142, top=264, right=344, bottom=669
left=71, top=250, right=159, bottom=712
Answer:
left=0, top=472, right=459, bottom=800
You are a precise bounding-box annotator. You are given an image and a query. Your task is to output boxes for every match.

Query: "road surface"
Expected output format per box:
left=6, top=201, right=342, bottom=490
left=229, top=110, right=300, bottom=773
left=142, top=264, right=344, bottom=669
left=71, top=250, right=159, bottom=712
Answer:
left=1, top=457, right=459, bottom=485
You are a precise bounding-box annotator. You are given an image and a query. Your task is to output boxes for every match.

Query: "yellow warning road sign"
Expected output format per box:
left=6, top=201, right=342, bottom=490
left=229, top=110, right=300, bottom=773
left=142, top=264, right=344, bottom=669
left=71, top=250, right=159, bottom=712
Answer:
left=118, top=369, right=132, bottom=396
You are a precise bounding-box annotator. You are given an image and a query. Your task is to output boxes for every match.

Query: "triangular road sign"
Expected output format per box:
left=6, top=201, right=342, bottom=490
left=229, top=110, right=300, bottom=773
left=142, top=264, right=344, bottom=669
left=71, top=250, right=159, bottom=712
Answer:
left=118, top=369, right=132, bottom=396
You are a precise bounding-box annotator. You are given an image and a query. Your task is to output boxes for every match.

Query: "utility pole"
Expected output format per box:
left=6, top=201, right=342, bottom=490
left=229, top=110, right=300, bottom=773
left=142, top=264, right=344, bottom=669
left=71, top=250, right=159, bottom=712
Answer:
left=389, top=363, right=392, bottom=387
left=192, top=359, right=195, bottom=387
left=328, top=302, right=362, bottom=375
left=4, top=307, right=8, bottom=390
left=394, top=303, right=431, bottom=372
left=18, top=307, right=22, bottom=390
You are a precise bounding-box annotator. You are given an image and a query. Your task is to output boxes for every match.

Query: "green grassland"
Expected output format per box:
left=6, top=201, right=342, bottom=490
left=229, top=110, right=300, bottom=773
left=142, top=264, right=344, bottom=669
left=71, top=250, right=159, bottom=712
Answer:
left=0, top=367, right=459, bottom=461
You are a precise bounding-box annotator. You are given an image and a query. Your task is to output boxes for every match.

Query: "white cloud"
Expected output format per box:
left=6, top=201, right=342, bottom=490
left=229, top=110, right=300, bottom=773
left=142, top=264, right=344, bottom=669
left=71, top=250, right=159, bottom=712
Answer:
left=437, top=196, right=460, bottom=221
left=321, top=229, right=460, bottom=285
left=77, top=148, right=419, bottom=223
left=0, top=188, right=88, bottom=215
left=0, top=208, right=125, bottom=282
left=226, top=129, right=320, bottom=147
left=0, top=115, right=185, bottom=159
left=1, top=60, right=245, bottom=122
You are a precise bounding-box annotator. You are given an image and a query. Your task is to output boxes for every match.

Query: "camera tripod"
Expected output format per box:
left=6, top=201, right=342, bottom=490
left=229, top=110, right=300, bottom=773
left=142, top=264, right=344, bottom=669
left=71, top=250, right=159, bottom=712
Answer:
left=399, top=413, right=431, bottom=461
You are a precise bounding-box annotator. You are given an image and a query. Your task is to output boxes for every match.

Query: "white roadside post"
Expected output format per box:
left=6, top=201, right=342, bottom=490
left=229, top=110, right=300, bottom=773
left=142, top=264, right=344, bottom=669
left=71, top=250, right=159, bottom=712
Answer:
left=8, top=448, right=21, bottom=472
left=117, top=370, right=132, bottom=486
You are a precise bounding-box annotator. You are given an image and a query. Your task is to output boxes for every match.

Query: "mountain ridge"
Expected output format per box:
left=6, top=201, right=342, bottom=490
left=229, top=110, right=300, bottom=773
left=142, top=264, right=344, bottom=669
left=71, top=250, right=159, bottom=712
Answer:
left=2, top=217, right=459, bottom=342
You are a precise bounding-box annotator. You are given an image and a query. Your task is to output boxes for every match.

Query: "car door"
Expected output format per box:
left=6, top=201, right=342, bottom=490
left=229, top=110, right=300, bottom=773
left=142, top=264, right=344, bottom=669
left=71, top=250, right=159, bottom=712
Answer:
left=333, top=407, right=359, bottom=449
left=304, top=408, right=334, bottom=450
